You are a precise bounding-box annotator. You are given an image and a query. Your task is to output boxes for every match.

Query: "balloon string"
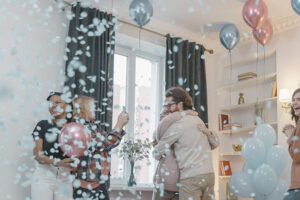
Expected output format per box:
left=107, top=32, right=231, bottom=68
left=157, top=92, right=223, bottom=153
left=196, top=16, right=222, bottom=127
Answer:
left=139, top=27, right=141, bottom=49
left=263, top=47, right=266, bottom=123
left=229, top=50, right=232, bottom=133
left=256, top=42, right=258, bottom=102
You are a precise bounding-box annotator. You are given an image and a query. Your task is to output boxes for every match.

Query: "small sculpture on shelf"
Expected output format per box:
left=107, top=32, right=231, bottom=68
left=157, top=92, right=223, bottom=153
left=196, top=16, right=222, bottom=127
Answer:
left=232, top=144, right=242, bottom=152
left=238, top=93, right=245, bottom=105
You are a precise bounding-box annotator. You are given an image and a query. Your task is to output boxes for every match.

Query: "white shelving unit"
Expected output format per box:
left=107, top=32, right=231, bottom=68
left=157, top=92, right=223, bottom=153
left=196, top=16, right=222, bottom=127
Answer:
left=220, top=152, right=242, bottom=157
left=220, top=121, right=278, bottom=134
left=216, top=51, right=278, bottom=200
left=219, top=72, right=277, bottom=91
left=220, top=97, right=277, bottom=112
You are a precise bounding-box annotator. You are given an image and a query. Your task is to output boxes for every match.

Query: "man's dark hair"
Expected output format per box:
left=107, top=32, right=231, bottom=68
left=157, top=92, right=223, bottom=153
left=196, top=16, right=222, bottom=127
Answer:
left=165, top=87, right=193, bottom=110
left=46, top=92, right=63, bottom=101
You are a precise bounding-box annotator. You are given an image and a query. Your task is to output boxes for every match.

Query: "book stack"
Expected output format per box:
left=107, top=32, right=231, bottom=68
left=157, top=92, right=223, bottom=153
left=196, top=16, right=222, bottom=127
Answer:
left=220, top=160, right=232, bottom=176
left=238, top=72, right=257, bottom=81
left=223, top=123, right=242, bottom=130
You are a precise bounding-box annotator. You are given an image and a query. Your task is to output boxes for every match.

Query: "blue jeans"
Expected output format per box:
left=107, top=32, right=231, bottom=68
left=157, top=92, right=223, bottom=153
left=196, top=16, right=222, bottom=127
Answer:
left=284, top=189, right=300, bottom=200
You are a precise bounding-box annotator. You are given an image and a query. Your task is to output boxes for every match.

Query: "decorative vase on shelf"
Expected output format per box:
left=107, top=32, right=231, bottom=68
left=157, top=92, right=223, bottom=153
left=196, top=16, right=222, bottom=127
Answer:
left=238, top=93, right=245, bottom=105
left=128, top=161, right=136, bottom=186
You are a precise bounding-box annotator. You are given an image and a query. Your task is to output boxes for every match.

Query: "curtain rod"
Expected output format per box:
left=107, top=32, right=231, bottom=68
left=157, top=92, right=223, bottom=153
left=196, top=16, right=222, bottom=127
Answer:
left=57, top=0, right=214, bottom=54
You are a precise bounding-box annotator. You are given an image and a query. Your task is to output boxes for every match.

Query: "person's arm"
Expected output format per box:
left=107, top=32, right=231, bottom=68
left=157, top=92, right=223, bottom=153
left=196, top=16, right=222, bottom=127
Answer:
left=290, top=139, right=300, bottom=163
left=95, top=111, right=129, bottom=151
left=154, top=110, right=198, bottom=143
left=155, top=112, right=182, bottom=142
left=33, top=139, right=76, bottom=170
left=197, top=120, right=220, bottom=150
left=153, top=122, right=183, bottom=160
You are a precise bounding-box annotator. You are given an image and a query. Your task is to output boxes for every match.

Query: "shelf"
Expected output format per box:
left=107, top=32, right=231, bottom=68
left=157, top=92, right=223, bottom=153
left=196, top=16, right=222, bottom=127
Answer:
left=219, top=176, right=231, bottom=180
left=220, top=121, right=278, bottom=134
left=223, top=51, right=276, bottom=68
left=220, top=152, right=242, bottom=156
left=111, top=185, right=154, bottom=191
left=220, top=97, right=277, bottom=112
left=219, top=72, right=276, bottom=91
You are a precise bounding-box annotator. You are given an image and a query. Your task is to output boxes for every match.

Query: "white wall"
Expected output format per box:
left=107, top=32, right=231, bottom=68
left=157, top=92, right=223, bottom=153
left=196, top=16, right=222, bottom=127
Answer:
left=0, top=1, right=68, bottom=199
left=209, top=25, right=300, bottom=200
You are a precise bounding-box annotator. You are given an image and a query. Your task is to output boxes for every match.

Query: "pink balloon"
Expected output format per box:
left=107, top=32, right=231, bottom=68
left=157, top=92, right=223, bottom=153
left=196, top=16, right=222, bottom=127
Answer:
left=253, top=19, right=273, bottom=46
left=242, top=0, right=268, bottom=30
left=58, top=122, right=91, bottom=158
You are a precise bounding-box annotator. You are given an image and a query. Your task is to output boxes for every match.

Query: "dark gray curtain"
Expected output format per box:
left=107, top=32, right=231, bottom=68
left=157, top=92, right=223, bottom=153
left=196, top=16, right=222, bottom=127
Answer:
left=64, top=3, right=116, bottom=131
left=165, top=34, right=208, bottom=125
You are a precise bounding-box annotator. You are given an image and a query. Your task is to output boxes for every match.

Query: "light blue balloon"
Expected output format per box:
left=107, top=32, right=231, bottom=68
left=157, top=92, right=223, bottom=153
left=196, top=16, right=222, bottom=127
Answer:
left=266, top=146, right=288, bottom=176
left=230, top=171, right=255, bottom=198
left=129, top=0, right=153, bottom=27
left=254, top=124, right=276, bottom=148
left=242, top=137, right=266, bottom=169
left=219, top=23, right=240, bottom=51
left=266, top=179, right=289, bottom=200
left=255, top=193, right=267, bottom=200
left=253, top=164, right=278, bottom=195
left=292, top=0, right=300, bottom=16
left=242, top=163, right=255, bottom=180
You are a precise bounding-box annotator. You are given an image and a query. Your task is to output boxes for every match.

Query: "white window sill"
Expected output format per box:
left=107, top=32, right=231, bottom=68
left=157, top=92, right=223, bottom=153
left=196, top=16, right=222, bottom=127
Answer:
left=110, top=184, right=154, bottom=191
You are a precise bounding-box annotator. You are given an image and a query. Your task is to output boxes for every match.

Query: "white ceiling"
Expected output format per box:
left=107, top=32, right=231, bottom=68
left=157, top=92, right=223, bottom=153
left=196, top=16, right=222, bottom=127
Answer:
left=65, top=0, right=299, bottom=49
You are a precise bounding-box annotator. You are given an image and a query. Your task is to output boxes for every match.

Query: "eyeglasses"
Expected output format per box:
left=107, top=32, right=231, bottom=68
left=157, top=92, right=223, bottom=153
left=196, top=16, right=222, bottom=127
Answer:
left=163, top=102, right=177, bottom=108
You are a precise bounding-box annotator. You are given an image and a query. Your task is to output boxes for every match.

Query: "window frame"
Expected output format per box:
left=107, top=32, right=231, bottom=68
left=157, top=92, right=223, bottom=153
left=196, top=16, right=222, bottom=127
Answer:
left=110, top=44, right=165, bottom=187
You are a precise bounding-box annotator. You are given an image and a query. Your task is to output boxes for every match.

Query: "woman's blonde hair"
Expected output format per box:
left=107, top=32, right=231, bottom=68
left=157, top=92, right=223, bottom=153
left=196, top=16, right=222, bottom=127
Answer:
left=72, top=96, right=95, bottom=122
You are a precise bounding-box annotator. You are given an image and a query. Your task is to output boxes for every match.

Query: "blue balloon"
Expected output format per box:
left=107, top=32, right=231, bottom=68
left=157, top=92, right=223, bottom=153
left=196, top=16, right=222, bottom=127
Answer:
left=254, top=124, right=276, bottom=148
left=242, top=137, right=266, bottom=169
left=129, top=0, right=153, bottom=27
left=219, top=23, right=240, bottom=50
left=266, top=179, right=289, bottom=200
left=266, top=146, right=288, bottom=176
left=292, top=0, right=300, bottom=16
left=242, top=163, right=255, bottom=180
left=230, top=171, right=255, bottom=198
left=255, top=193, right=267, bottom=200
left=253, top=164, right=278, bottom=195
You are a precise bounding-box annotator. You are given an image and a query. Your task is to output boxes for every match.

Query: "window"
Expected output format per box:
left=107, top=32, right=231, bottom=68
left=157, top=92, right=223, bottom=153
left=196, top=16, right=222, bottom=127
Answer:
left=110, top=47, right=164, bottom=186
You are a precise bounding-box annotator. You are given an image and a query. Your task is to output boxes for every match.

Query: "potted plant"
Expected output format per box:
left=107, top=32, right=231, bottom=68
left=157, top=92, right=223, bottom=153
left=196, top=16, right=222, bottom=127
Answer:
left=118, top=138, right=152, bottom=186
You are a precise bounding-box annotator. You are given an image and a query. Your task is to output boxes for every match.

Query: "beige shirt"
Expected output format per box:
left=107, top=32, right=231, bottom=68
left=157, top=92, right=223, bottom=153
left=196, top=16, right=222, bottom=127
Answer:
left=153, top=115, right=214, bottom=180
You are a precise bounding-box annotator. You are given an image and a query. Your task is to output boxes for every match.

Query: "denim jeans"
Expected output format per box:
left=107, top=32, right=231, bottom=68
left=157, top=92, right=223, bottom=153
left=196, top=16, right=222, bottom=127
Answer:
left=283, top=189, right=300, bottom=200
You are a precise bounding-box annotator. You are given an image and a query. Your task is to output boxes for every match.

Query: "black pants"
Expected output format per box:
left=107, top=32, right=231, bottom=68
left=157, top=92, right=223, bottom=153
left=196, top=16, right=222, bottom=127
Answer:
left=73, top=184, right=109, bottom=200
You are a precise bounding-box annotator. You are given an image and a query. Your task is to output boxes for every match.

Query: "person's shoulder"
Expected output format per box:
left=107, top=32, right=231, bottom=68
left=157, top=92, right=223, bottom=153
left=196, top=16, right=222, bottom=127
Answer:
left=35, top=120, right=48, bottom=126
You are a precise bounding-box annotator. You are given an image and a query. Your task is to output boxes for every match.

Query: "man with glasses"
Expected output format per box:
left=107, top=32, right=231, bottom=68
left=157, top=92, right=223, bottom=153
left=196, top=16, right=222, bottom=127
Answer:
left=153, top=87, right=218, bottom=200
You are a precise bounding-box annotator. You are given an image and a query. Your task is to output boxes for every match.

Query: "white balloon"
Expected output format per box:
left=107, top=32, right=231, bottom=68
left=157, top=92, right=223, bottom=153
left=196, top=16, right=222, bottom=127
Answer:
left=254, top=124, right=276, bottom=148
left=229, top=171, right=255, bottom=198
left=266, top=146, right=288, bottom=176
left=242, top=137, right=266, bottom=169
left=266, top=179, right=289, bottom=200
left=253, top=164, right=278, bottom=195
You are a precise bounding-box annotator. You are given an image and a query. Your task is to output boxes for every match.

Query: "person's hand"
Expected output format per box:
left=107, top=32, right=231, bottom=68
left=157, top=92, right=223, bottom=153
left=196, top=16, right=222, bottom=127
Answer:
left=114, top=111, right=129, bottom=130
left=197, top=123, right=212, bottom=136
left=282, top=124, right=295, bottom=137
left=56, top=158, right=77, bottom=171
left=152, top=140, right=158, bottom=147
left=185, top=110, right=198, bottom=116
left=160, top=109, right=171, bottom=121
